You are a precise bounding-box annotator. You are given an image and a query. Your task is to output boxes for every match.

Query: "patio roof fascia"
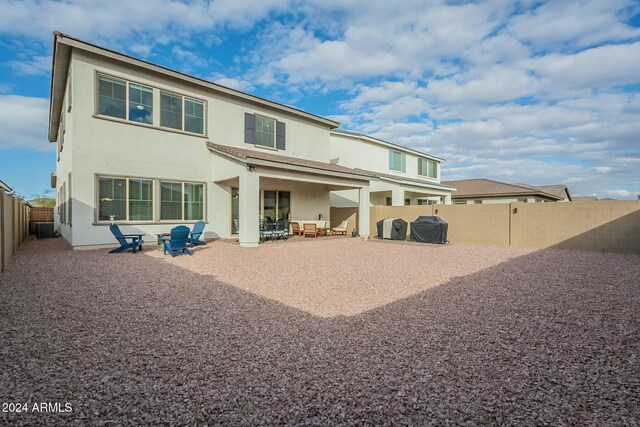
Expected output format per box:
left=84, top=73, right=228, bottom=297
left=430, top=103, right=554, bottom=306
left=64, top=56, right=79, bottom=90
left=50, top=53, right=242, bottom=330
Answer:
left=247, top=158, right=371, bottom=184
left=375, top=175, right=456, bottom=192
left=207, top=143, right=372, bottom=185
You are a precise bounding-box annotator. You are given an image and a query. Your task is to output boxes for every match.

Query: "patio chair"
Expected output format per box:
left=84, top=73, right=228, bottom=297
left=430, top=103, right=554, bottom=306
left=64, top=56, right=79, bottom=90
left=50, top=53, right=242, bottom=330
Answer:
left=303, top=223, right=318, bottom=238
left=189, top=220, right=206, bottom=246
left=332, top=220, right=349, bottom=236
left=108, top=224, right=144, bottom=254
left=163, top=225, right=192, bottom=257
left=291, top=222, right=303, bottom=236
left=260, top=220, right=276, bottom=241
left=274, top=219, right=289, bottom=240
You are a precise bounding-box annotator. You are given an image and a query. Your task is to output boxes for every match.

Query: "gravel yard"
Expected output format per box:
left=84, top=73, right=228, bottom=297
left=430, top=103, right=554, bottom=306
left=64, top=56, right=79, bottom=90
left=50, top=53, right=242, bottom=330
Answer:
left=1, top=237, right=639, bottom=425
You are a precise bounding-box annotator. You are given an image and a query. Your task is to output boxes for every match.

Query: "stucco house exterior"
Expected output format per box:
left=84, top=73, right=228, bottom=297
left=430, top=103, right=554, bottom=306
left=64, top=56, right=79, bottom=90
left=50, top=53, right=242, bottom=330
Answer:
left=48, top=32, right=450, bottom=249
left=441, top=178, right=571, bottom=204
left=329, top=131, right=454, bottom=207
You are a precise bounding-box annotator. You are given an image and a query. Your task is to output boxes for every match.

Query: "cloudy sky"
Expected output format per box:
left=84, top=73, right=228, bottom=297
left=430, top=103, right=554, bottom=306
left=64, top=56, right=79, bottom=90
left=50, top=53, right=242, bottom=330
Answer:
left=0, top=0, right=639, bottom=199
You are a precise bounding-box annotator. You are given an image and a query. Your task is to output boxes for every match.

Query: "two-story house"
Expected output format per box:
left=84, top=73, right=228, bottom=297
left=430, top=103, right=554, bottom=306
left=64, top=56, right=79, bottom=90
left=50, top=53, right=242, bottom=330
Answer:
left=329, top=130, right=454, bottom=207
left=49, top=32, right=375, bottom=248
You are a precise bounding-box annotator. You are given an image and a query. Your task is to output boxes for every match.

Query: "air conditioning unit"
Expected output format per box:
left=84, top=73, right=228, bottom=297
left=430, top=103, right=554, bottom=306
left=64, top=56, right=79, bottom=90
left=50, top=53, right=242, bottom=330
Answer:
left=36, top=222, right=54, bottom=239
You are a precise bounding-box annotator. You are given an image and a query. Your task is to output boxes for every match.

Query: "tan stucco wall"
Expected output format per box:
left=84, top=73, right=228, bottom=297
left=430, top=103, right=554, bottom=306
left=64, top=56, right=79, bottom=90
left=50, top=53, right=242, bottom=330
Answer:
left=336, top=200, right=640, bottom=253
left=1, top=194, right=30, bottom=273
left=510, top=200, right=640, bottom=252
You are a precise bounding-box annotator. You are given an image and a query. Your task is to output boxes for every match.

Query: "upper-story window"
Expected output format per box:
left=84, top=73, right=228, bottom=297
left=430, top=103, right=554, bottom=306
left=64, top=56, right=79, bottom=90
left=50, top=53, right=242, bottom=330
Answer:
left=160, top=92, right=182, bottom=130
left=160, top=92, right=205, bottom=134
left=389, top=150, right=406, bottom=172
left=98, top=75, right=126, bottom=119
left=245, top=113, right=286, bottom=150
left=256, top=115, right=275, bottom=148
left=418, top=158, right=438, bottom=179
left=129, top=84, right=153, bottom=124
left=96, top=73, right=205, bottom=135
left=185, top=98, right=205, bottom=134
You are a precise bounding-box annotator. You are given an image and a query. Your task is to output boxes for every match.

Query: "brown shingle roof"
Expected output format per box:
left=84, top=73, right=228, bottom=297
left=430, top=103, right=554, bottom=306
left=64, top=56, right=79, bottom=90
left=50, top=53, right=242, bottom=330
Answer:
left=536, top=184, right=570, bottom=199
left=206, top=142, right=375, bottom=178
left=441, top=178, right=564, bottom=200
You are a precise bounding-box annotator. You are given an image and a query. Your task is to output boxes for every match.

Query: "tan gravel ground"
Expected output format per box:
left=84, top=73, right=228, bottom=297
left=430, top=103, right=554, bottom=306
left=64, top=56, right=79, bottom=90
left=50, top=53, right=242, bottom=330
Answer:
left=1, top=236, right=639, bottom=426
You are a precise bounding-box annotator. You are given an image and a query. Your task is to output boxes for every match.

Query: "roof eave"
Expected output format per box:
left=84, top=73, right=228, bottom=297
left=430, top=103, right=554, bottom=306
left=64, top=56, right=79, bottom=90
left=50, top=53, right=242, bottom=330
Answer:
left=377, top=176, right=456, bottom=192
left=205, top=143, right=372, bottom=181
left=48, top=32, right=71, bottom=142
left=52, top=32, right=339, bottom=130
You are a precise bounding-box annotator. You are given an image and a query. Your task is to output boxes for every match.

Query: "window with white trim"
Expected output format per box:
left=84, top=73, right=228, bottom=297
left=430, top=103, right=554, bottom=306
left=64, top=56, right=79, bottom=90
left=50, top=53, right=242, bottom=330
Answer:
left=389, top=150, right=406, bottom=172
left=255, top=115, right=276, bottom=148
left=98, top=176, right=153, bottom=222
left=160, top=181, right=205, bottom=221
left=418, top=158, right=438, bottom=179
left=160, top=92, right=205, bottom=135
left=96, top=73, right=205, bottom=135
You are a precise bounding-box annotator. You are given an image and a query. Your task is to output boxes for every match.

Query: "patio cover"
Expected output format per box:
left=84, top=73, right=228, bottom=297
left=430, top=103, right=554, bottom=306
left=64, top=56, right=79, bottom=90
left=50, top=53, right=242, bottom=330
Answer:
left=376, top=218, right=407, bottom=240
left=410, top=216, right=448, bottom=244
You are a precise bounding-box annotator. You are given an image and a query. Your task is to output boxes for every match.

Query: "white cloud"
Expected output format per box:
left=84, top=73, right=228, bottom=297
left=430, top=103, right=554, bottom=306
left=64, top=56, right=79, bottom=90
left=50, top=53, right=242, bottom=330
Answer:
left=0, top=95, right=51, bottom=151
left=7, top=55, right=51, bottom=75
left=506, top=0, right=640, bottom=49
left=0, top=0, right=289, bottom=43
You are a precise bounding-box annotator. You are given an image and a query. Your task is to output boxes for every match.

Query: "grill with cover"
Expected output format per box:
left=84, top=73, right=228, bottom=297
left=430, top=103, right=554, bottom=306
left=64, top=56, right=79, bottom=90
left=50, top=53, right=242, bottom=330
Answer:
left=376, top=218, right=408, bottom=240
left=410, top=216, right=448, bottom=244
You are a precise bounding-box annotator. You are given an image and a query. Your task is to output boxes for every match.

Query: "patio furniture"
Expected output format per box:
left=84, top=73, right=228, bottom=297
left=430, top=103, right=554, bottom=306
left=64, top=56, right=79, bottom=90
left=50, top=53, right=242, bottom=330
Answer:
left=274, top=219, right=289, bottom=240
left=189, top=220, right=207, bottom=246
left=260, top=219, right=276, bottom=241
left=109, top=224, right=144, bottom=254
left=332, top=220, right=349, bottom=236
left=291, top=222, right=302, bottom=236
left=163, top=225, right=192, bottom=257
left=303, top=223, right=318, bottom=238
left=155, top=232, right=170, bottom=251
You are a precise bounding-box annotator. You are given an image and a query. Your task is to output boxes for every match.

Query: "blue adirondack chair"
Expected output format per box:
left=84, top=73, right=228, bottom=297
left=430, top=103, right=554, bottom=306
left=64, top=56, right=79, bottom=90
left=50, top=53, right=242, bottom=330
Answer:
left=189, top=221, right=206, bottom=246
left=109, top=224, right=144, bottom=254
left=163, top=225, right=192, bottom=257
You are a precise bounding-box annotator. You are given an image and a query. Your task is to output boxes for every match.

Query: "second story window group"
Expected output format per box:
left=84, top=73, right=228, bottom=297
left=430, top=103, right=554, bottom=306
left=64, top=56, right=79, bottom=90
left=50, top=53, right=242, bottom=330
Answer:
left=97, top=74, right=205, bottom=136
left=418, top=158, right=438, bottom=179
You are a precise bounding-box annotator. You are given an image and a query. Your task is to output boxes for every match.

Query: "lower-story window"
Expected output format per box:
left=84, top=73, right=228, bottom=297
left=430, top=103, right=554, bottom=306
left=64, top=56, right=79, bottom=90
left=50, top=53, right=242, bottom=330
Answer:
left=98, top=176, right=153, bottom=221
left=160, top=181, right=205, bottom=221
left=97, top=176, right=204, bottom=222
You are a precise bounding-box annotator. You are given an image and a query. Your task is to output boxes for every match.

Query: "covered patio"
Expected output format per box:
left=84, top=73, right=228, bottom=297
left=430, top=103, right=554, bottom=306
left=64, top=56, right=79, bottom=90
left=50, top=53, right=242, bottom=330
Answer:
left=207, top=142, right=373, bottom=247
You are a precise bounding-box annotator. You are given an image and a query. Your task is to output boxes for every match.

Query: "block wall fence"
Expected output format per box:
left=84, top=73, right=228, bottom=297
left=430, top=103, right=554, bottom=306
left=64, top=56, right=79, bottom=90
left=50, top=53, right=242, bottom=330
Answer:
left=332, top=200, right=640, bottom=254
left=0, top=193, right=31, bottom=273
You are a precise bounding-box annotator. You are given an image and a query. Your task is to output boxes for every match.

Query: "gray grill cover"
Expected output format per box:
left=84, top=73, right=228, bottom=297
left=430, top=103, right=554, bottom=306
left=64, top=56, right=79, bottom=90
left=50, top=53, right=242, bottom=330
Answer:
left=376, top=218, right=407, bottom=240
left=410, top=216, right=448, bottom=244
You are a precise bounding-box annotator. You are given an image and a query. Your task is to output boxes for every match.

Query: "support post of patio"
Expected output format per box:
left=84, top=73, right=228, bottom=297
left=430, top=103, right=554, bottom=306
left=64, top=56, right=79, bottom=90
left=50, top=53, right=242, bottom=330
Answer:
left=443, top=193, right=452, bottom=205
left=239, top=169, right=260, bottom=248
left=358, top=185, right=370, bottom=236
left=391, top=188, right=405, bottom=206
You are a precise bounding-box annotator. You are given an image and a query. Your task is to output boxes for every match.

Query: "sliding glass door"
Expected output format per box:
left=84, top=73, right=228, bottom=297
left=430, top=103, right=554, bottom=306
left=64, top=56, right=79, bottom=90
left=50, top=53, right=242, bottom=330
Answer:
left=261, top=190, right=290, bottom=221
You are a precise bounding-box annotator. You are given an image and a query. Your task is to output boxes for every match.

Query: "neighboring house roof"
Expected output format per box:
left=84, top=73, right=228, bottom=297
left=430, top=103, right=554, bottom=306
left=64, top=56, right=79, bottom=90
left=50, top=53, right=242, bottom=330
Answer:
left=514, top=183, right=572, bottom=201
left=48, top=32, right=340, bottom=142
left=573, top=196, right=598, bottom=201
left=441, top=178, right=564, bottom=200
left=332, top=129, right=445, bottom=162
left=0, top=179, right=11, bottom=193
left=206, top=142, right=374, bottom=180
left=354, top=168, right=456, bottom=192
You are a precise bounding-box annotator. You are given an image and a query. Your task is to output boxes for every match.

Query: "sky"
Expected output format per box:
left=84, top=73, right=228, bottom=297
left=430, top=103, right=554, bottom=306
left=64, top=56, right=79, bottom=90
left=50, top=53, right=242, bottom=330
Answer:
left=0, top=0, right=639, bottom=200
